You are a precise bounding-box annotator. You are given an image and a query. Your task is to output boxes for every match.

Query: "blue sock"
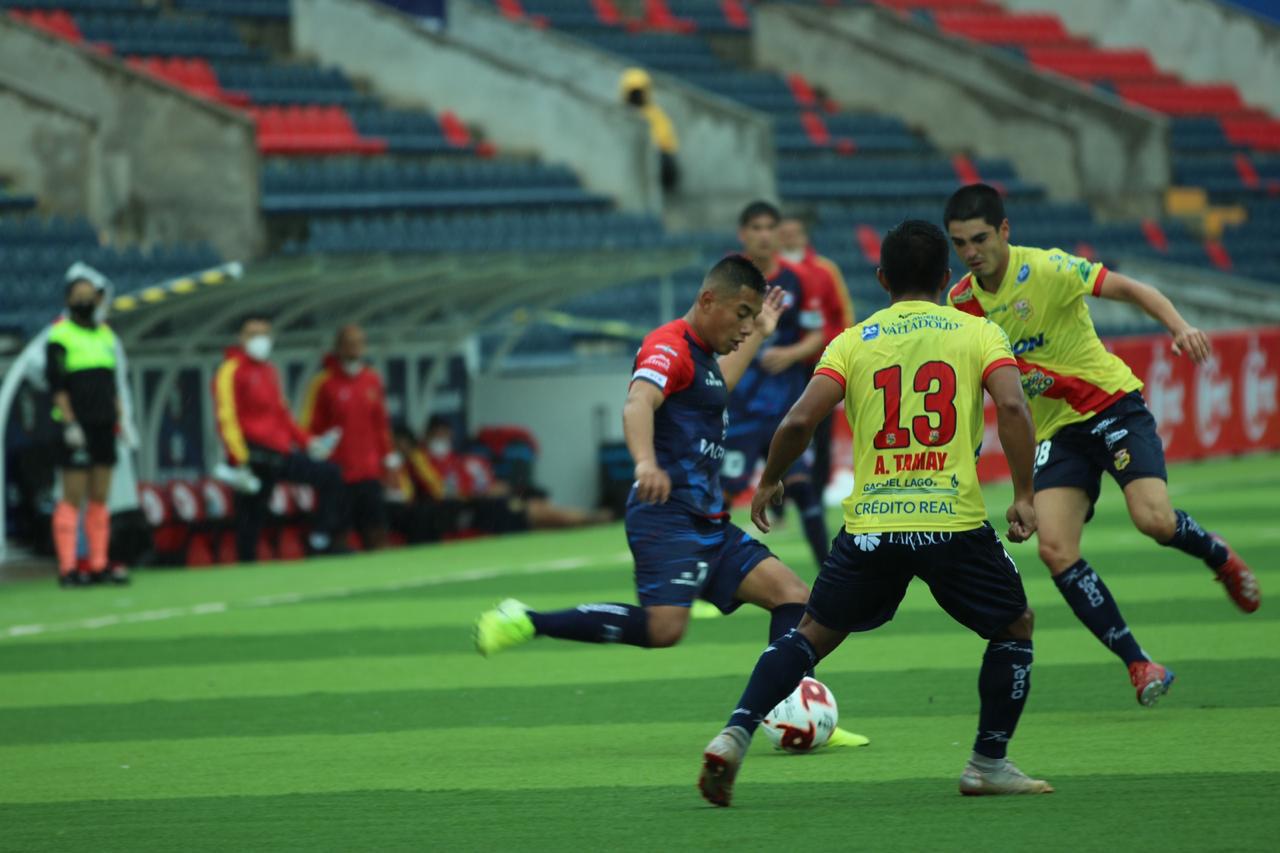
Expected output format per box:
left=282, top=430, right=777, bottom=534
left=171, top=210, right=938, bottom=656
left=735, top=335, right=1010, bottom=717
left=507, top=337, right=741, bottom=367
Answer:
left=974, top=640, right=1034, bottom=760
left=1162, top=509, right=1229, bottom=569
left=787, top=480, right=831, bottom=567
left=769, top=603, right=815, bottom=677
left=528, top=603, right=650, bottom=647
left=726, top=629, right=818, bottom=734
left=1053, top=560, right=1148, bottom=665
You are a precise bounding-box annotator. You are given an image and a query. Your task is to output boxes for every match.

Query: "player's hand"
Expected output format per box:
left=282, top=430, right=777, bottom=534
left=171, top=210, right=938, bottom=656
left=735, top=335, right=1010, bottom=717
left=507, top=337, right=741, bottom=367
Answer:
left=633, top=460, right=671, bottom=504
left=750, top=479, right=785, bottom=533
left=64, top=422, right=86, bottom=449
left=120, top=419, right=140, bottom=451
left=1005, top=497, right=1037, bottom=543
left=754, top=286, right=786, bottom=339
left=759, top=347, right=793, bottom=375
left=1171, top=325, right=1211, bottom=364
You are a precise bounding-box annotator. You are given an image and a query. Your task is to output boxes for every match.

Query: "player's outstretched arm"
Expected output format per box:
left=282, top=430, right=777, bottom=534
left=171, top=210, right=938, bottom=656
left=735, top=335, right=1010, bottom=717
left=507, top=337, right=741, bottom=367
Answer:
left=720, top=285, right=785, bottom=392
left=623, top=379, right=671, bottom=504
left=985, top=364, right=1037, bottom=543
left=1097, top=272, right=1211, bottom=363
left=751, top=373, right=843, bottom=533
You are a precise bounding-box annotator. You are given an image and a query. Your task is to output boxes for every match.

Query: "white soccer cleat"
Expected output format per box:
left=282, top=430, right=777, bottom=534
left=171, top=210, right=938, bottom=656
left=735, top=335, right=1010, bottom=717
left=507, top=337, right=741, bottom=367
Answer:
left=959, top=758, right=1054, bottom=796
left=698, top=726, right=751, bottom=807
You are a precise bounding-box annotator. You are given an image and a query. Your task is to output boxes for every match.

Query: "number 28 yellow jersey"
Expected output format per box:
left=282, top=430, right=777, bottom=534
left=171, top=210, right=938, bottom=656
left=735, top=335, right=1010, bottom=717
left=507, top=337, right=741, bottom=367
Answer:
left=815, top=301, right=1015, bottom=534
left=947, top=245, right=1142, bottom=441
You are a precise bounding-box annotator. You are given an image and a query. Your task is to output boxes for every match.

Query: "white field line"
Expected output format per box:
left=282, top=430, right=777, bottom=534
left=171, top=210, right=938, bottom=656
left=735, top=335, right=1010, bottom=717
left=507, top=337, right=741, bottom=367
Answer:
left=1, top=552, right=632, bottom=641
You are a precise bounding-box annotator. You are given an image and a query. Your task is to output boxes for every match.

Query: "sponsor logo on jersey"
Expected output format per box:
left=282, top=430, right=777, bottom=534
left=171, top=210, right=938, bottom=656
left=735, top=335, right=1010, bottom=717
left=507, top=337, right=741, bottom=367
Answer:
left=951, top=283, right=974, bottom=304
left=1021, top=369, right=1055, bottom=399
left=656, top=344, right=679, bottom=357
left=861, top=323, right=880, bottom=341
left=1077, top=260, right=1094, bottom=283
left=698, top=438, right=726, bottom=460
left=1013, top=299, right=1033, bottom=321
left=1016, top=263, right=1031, bottom=284
left=641, top=353, right=671, bottom=370
left=1012, top=333, right=1046, bottom=356
left=633, top=367, right=668, bottom=388
left=1113, top=448, right=1131, bottom=471
left=704, top=373, right=724, bottom=387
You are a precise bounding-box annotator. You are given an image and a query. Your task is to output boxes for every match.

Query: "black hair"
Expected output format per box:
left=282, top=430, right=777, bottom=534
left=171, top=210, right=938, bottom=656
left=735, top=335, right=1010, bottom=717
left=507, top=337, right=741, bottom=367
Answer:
left=704, top=254, right=767, bottom=296
left=879, top=220, right=950, bottom=297
left=943, top=183, right=1006, bottom=228
left=738, top=199, right=781, bottom=228
left=391, top=421, right=415, bottom=442
left=425, top=414, right=453, bottom=434
left=239, top=313, right=272, bottom=330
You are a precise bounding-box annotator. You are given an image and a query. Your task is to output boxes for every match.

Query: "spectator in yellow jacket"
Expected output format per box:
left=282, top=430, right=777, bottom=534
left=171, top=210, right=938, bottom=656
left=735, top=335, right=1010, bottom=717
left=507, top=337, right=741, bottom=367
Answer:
left=621, top=67, right=680, bottom=193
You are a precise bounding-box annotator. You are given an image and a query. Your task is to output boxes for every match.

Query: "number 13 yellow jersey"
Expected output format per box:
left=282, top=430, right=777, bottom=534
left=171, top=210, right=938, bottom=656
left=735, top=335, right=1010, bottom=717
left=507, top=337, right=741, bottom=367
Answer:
left=815, top=301, right=1015, bottom=533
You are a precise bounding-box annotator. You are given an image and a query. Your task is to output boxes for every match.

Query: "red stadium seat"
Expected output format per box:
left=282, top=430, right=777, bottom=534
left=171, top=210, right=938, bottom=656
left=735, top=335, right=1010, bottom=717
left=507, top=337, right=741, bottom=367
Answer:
left=1116, top=82, right=1246, bottom=116
left=8, top=9, right=82, bottom=43
left=249, top=106, right=387, bottom=156
left=643, top=0, right=695, bottom=33
left=1221, top=116, right=1280, bottom=151
left=1026, top=48, right=1162, bottom=83
left=935, top=11, right=1073, bottom=45
left=199, top=479, right=239, bottom=565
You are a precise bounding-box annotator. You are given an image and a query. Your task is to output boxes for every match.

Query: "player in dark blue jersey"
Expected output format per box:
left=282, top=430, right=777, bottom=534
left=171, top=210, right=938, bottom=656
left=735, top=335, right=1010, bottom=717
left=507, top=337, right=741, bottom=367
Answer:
left=723, top=201, right=831, bottom=569
left=471, top=256, right=867, bottom=747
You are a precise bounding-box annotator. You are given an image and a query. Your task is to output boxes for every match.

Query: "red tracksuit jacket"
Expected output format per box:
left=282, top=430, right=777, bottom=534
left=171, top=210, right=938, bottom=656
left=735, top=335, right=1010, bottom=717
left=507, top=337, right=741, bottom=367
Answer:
left=212, top=346, right=309, bottom=464
left=298, top=354, right=393, bottom=484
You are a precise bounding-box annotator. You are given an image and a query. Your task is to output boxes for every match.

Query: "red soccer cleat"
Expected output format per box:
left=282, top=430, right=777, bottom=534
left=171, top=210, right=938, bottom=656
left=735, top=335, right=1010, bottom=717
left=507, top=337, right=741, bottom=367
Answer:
left=1212, top=535, right=1260, bottom=614
left=1129, top=661, right=1176, bottom=707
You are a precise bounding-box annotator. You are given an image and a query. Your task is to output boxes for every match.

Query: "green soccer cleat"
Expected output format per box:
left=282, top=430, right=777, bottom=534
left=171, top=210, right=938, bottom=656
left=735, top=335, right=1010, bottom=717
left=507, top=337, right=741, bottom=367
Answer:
left=474, top=598, right=535, bottom=657
left=824, top=726, right=871, bottom=749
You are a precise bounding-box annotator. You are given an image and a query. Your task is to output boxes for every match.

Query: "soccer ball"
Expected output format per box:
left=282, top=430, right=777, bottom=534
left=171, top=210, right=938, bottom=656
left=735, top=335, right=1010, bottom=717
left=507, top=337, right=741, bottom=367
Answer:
left=760, top=677, right=839, bottom=753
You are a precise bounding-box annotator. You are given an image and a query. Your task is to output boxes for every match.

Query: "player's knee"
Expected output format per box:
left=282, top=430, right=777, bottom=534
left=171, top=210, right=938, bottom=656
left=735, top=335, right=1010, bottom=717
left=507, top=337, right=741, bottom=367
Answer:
left=1133, top=507, right=1176, bottom=543
left=1000, top=608, right=1035, bottom=641
left=646, top=614, right=687, bottom=648
left=1037, top=539, right=1078, bottom=573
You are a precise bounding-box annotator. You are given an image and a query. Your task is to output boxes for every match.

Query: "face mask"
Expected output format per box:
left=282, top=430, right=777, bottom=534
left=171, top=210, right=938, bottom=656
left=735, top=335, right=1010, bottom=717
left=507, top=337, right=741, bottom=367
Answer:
left=68, top=302, right=96, bottom=323
left=780, top=249, right=805, bottom=264
left=244, top=334, right=273, bottom=362
left=427, top=438, right=451, bottom=456
left=342, top=359, right=363, bottom=377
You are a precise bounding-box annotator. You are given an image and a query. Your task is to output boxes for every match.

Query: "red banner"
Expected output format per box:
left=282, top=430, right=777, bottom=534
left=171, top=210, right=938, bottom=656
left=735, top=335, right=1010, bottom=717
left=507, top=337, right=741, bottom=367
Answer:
left=974, top=326, right=1280, bottom=481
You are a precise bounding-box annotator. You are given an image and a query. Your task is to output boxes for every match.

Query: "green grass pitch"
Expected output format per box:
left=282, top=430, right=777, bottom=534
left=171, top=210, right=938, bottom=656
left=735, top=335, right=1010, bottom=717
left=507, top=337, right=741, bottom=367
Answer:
left=2, top=455, right=1279, bottom=852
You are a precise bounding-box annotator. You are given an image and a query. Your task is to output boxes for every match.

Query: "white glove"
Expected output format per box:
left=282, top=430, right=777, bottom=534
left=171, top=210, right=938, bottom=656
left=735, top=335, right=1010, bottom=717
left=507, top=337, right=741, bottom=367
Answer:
left=120, top=420, right=141, bottom=451
left=64, top=422, right=86, bottom=449
left=383, top=451, right=403, bottom=470
left=307, top=427, right=342, bottom=461
left=213, top=462, right=262, bottom=495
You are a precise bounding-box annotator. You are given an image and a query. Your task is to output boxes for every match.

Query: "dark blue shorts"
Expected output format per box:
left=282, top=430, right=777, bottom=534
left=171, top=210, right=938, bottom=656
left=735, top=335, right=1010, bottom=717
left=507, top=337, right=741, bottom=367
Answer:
left=1033, top=391, right=1167, bottom=517
left=722, top=416, right=814, bottom=496
left=807, top=524, right=1028, bottom=639
left=625, top=500, right=774, bottom=614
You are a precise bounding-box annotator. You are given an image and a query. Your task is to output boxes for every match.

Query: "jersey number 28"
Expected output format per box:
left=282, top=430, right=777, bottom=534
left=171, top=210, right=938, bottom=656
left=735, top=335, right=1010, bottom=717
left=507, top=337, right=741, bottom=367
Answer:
left=872, top=362, right=958, bottom=450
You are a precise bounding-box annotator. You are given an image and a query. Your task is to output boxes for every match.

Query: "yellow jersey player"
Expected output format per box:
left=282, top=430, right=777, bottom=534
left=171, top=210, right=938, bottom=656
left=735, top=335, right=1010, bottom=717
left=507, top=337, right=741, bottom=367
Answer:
left=943, top=183, right=1260, bottom=708
left=699, top=221, right=1051, bottom=806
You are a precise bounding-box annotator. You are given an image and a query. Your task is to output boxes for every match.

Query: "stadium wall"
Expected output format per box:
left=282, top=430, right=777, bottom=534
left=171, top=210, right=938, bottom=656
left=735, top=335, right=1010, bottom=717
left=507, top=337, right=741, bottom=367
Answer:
left=292, top=0, right=661, bottom=214
left=1000, top=0, right=1280, bottom=116
left=448, top=0, right=777, bottom=230
left=470, top=369, right=629, bottom=509
left=0, top=17, right=262, bottom=260
left=753, top=3, right=1169, bottom=219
